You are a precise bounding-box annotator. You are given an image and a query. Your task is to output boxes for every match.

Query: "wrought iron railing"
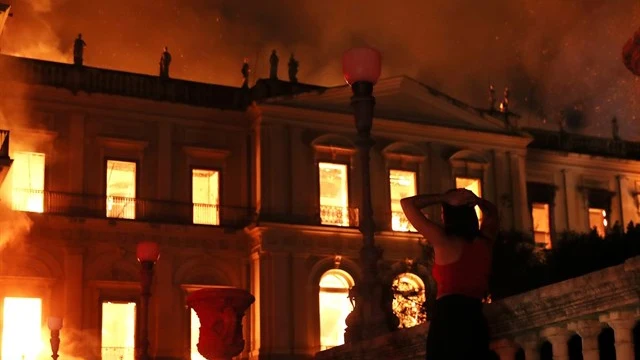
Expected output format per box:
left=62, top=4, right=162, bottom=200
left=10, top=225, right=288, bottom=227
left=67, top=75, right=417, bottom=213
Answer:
left=9, top=189, right=253, bottom=227
left=101, top=346, right=135, bottom=360
left=0, top=129, right=9, bottom=158
left=319, top=205, right=359, bottom=227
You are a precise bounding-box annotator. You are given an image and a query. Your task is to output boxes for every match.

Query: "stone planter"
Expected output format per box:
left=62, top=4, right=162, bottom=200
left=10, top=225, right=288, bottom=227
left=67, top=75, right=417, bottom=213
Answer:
left=187, top=287, right=255, bottom=360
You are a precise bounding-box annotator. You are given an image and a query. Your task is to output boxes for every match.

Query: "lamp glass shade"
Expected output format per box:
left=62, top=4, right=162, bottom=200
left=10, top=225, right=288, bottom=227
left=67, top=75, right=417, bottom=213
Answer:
left=342, top=47, right=382, bottom=85
left=136, top=241, right=160, bottom=262
left=47, top=317, right=63, bottom=331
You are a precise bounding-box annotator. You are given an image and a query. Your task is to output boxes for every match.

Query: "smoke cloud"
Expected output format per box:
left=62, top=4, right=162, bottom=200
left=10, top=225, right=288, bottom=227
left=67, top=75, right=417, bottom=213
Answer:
left=2, top=0, right=640, bottom=138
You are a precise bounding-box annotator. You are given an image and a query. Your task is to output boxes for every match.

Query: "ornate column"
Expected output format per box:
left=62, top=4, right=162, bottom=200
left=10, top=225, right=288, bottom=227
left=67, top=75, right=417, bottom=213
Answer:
left=568, top=320, right=601, bottom=360
left=515, top=333, right=539, bottom=360
left=541, top=326, right=570, bottom=360
left=601, top=311, right=637, bottom=360
left=490, top=339, right=519, bottom=360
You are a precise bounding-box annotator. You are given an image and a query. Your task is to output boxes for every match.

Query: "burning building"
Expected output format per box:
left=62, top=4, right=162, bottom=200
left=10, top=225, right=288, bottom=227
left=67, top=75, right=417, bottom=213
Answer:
left=0, top=45, right=639, bottom=360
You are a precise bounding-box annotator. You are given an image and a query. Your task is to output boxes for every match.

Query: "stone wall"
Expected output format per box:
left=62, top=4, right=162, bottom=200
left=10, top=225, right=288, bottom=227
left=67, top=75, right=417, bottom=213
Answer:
left=315, top=256, right=640, bottom=360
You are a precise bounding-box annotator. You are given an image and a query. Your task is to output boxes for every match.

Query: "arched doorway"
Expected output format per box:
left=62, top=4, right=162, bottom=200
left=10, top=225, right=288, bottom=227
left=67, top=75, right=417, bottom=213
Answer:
left=391, top=272, right=427, bottom=328
left=319, top=269, right=354, bottom=349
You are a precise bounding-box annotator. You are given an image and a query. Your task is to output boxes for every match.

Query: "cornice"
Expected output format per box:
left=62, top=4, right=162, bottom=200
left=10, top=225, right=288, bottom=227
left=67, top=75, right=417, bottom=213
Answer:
left=527, top=149, right=640, bottom=173
left=182, top=145, right=231, bottom=160
left=258, top=105, right=532, bottom=152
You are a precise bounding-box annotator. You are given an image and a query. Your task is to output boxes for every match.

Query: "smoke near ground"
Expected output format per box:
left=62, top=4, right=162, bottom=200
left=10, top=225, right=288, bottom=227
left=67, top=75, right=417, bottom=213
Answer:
left=2, top=0, right=640, bottom=138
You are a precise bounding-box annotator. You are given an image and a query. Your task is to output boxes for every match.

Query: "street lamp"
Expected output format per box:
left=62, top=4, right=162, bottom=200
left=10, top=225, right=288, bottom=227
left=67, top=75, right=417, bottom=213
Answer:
left=342, top=47, right=395, bottom=342
left=136, top=241, right=160, bottom=360
left=47, top=316, right=63, bottom=360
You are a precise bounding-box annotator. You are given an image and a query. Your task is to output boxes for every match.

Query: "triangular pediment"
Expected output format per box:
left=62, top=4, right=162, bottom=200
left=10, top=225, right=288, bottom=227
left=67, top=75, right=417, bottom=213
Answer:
left=263, top=76, right=511, bottom=133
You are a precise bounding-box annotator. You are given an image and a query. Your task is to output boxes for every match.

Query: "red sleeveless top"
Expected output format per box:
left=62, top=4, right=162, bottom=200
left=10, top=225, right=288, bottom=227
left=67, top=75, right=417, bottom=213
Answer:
left=432, top=239, right=492, bottom=300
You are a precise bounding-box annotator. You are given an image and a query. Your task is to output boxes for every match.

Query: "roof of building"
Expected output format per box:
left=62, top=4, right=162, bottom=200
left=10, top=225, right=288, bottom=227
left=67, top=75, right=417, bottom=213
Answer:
left=2, top=53, right=639, bottom=160
left=262, top=75, right=519, bottom=135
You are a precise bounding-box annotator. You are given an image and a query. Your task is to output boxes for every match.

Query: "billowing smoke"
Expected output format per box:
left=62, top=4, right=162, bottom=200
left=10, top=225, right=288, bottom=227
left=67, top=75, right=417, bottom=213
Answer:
left=2, top=0, right=640, bottom=138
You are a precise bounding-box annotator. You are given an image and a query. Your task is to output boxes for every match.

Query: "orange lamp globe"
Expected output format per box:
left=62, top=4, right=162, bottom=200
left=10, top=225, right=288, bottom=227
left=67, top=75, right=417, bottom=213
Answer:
left=136, top=241, right=160, bottom=263
left=342, top=47, right=382, bottom=85
left=47, top=317, right=63, bottom=331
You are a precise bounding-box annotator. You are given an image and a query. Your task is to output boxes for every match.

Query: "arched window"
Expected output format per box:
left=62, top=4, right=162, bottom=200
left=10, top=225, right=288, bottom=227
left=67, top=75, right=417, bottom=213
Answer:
left=319, top=269, right=354, bottom=349
left=391, top=272, right=426, bottom=328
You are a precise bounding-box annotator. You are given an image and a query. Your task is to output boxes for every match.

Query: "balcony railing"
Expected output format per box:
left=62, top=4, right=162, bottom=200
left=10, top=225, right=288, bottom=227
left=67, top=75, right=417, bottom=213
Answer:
left=320, top=205, right=359, bottom=227
left=0, top=55, right=241, bottom=110
left=10, top=189, right=253, bottom=228
left=101, top=346, right=134, bottom=360
left=0, top=129, right=9, bottom=158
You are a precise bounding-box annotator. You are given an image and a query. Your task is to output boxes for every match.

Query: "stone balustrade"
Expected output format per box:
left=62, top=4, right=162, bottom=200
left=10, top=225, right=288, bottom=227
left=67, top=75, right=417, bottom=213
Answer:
left=315, top=256, right=640, bottom=360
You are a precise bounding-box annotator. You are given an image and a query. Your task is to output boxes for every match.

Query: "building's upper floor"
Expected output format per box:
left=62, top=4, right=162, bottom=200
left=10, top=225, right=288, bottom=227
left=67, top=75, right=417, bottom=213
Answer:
left=1, top=54, right=640, bottom=246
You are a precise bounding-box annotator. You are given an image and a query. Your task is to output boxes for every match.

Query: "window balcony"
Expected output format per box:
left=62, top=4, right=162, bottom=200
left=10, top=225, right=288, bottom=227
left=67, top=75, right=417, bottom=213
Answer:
left=319, top=205, right=359, bottom=227
left=10, top=189, right=253, bottom=228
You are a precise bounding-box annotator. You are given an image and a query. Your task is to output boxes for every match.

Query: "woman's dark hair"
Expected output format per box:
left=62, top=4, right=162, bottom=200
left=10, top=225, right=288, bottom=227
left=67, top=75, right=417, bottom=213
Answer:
left=442, top=189, right=480, bottom=242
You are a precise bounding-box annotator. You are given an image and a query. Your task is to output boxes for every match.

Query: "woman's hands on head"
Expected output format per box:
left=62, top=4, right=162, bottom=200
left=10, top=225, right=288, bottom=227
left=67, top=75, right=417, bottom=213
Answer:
left=443, top=188, right=478, bottom=207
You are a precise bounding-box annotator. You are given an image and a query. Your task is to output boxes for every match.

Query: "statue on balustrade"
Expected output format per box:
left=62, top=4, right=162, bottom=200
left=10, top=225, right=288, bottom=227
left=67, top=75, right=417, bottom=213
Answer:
left=612, top=116, right=620, bottom=140
left=269, top=49, right=279, bottom=80
left=159, top=46, right=172, bottom=79
left=288, top=53, right=299, bottom=83
left=241, top=58, right=250, bottom=88
left=73, top=33, right=86, bottom=66
left=401, top=189, right=499, bottom=360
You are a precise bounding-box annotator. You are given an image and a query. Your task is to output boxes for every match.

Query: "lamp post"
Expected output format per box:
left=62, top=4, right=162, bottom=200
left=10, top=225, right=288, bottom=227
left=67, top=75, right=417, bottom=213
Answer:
left=47, top=316, right=63, bottom=360
left=342, top=47, right=394, bottom=342
left=136, top=241, right=160, bottom=360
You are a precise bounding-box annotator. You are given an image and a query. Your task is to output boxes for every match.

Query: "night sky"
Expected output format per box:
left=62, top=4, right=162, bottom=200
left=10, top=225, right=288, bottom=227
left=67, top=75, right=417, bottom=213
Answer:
left=2, top=0, right=640, bottom=138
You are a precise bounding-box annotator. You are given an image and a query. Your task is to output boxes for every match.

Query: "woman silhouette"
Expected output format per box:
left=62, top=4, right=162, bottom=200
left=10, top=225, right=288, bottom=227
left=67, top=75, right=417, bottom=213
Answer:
left=401, top=188, right=498, bottom=360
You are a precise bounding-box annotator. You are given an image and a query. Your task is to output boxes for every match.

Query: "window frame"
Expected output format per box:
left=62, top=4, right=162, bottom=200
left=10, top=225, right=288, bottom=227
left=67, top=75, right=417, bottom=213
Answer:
left=189, top=166, right=223, bottom=226
left=98, top=299, right=138, bottom=360
left=316, top=160, right=353, bottom=227
left=104, top=158, right=140, bottom=220
left=527, top=182, right=557, bottom=249
left=388, top=168, right=419, bottom=232
left=9, top=151, right=47, bottom=213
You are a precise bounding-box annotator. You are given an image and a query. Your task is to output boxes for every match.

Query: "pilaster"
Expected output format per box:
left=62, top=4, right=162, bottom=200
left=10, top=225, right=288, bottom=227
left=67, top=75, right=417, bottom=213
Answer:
left=600, top=311, right=638, bottom=360
left=508, top=152, right=530, bottom=231
left=540, top=326, right=570, bottom=360
left=514, top=333, right=539, bottom=360
left=568, top=320, right=601, bottom=360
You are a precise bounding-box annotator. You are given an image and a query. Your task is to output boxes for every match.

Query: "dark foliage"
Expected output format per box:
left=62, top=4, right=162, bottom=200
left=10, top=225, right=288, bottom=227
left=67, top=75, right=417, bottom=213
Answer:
left=489, top=222, right=640, bottom=299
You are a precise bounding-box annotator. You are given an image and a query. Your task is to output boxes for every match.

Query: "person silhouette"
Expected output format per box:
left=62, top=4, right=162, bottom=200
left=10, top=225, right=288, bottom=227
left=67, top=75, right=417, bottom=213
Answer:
left=401, top=188, right=499, bottom=360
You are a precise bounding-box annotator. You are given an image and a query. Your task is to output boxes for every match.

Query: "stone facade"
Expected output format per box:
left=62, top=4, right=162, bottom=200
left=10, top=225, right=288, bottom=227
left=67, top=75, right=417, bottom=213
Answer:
left=0, top=53, right=639, bottom=360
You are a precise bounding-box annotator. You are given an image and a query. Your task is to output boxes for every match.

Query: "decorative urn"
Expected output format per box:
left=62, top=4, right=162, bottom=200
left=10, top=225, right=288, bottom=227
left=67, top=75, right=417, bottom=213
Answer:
left=187, top=287, right=255, bottom=360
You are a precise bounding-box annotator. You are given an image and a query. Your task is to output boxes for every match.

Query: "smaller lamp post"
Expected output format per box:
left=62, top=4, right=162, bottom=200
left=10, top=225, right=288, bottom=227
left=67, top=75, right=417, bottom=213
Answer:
left=47, top=316, right=63, bottom=360
left=136, top=241, right=160, bottom=360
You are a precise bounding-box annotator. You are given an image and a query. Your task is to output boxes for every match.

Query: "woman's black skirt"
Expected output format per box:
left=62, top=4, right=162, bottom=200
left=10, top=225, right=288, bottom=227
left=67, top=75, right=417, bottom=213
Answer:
left=426, top=295, right=490, bottom=360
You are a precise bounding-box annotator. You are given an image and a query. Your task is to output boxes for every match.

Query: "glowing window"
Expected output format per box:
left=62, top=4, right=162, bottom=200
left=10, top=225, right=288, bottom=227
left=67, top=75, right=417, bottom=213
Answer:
left=588, top=208, right=607, bottom=237
left=190, top=308, right=206, bottom=360
left=319, top=269, right=354, bottom=350
left=455, top=177, right=482, bottom=223
left=390, top=170, right=417, bottom=232
left=192, top=169, right=220, bottom=225
left=106, top=160, right=136, bottom=219
left=101, top=301, right=136, bottom=360
left=1, top=297, right=44, bottom=360
left=11, top=151, right=45, bottom=213
left=319, top=162, right=349, bottom=226
left=532, top=203, right=551, bottom=249
left=391, top=273, right=426, bottom=328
